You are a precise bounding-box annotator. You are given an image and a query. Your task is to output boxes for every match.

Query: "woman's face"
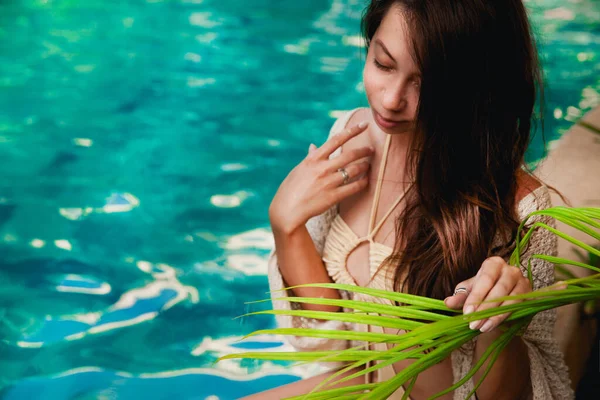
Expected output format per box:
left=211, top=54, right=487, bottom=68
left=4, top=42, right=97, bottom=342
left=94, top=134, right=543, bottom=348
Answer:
left=363, top=5, right=421, bottom=134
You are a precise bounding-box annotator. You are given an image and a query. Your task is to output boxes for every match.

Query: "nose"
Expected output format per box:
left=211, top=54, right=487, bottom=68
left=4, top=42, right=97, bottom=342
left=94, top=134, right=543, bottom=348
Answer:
left=382, top=79, right=408, bottom=112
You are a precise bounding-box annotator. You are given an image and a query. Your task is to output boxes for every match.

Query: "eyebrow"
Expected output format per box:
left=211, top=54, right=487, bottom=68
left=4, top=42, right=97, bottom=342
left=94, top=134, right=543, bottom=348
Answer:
left=375, top=38, right=395, bottom=61
left=375, top=38, right=421, bottom=79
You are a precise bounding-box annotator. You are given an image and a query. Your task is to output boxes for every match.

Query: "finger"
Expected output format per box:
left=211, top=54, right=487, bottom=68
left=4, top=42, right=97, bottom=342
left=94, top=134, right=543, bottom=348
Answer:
left=328, top=146, right=374, bottom=172
left=479, top=277, right=530, bottom=333
left=314, top=121, right=370, bottom=160
left=324, top=161, right=370, bottom=187
left=330, top=171, right=370, bottom=201
left=469, top=267, right=520, bottom=331
left=309, top=143, right=317, bottom=153
left=463, top=259, right=503, bottom=325
left=444, top=277, right=476, bottom=309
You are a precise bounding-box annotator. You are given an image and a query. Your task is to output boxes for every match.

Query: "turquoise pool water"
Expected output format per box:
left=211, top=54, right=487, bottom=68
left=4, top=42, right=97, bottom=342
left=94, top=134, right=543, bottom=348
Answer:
left=0, top=0, right=598, bottom=399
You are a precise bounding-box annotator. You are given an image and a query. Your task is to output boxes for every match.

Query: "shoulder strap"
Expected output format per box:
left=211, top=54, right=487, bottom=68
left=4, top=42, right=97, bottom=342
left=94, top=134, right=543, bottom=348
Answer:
left=367, top=134, right=412, bottom=238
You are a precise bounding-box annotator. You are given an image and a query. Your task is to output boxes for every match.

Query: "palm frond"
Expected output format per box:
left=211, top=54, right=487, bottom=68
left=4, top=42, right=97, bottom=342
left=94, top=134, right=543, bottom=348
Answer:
left=218, top=206, right=600, bottom=399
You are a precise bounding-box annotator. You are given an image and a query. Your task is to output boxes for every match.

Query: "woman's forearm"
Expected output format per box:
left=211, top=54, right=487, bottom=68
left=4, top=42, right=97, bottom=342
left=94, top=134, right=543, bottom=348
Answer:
left=473, top=329, right=532, bottom=400
left=272, top=224, right=342, bottom=316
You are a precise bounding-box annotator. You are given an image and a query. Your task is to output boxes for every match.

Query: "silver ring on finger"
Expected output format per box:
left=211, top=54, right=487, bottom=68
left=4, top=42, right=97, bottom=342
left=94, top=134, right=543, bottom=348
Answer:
left=338, top=167, right=349, bottom=185
left=454, top=287, right=469, bottom=296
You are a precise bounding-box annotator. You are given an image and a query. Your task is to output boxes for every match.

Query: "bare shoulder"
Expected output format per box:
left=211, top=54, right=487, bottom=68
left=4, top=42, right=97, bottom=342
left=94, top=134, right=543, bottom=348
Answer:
left=340, top=107, right=373, bottom=152
left=346, top=107, right=371, bottom=129
left=515, top=168, right=543, bottom=204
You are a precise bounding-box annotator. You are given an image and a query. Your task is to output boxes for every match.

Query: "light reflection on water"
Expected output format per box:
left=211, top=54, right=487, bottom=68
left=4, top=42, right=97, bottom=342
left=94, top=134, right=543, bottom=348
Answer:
left=18, top=264, right=198, bottom=349
left=0, top=0, right=598, bottom=398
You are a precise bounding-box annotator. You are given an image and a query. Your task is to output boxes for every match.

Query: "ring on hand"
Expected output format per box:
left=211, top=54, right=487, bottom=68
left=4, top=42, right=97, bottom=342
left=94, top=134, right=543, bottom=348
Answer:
left=454, top=287, right=469, bottom=296
left=338, top=168, right=349, bottom=185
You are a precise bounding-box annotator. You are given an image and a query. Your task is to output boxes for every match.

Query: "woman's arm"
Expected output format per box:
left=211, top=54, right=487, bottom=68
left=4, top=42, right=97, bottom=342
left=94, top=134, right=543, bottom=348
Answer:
left=270, top=222, right=343, bottom=316
left=267, top=221, right=352, bottom=364
left=471, top=314, right=532, bottom=399
left=449, top=186, right=574, bottom=400
left=266, top=109, right=366, bottom=359
left=267, top=236, right=352, bottom=362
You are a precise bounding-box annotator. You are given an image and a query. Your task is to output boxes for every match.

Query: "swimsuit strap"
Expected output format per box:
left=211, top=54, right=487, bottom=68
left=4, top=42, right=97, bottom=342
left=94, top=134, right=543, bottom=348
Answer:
left=367, top=134, right=410, bottom=238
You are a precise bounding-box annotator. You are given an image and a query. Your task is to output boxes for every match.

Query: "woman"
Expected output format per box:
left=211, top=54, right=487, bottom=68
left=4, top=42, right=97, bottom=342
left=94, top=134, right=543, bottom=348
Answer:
left=245, top=0, right=573, bottom=399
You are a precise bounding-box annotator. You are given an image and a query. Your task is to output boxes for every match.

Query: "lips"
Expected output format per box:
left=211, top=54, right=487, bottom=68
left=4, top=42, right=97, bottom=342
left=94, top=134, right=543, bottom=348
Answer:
left=374, top=111, right=407, bottom=129
left=381, top=115, right=403, bottom=123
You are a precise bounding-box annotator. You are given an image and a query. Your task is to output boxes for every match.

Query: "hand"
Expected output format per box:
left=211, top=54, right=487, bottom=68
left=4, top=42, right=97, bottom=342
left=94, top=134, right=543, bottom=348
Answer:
left=269, top=121, right=373, bottom=234
left=443, top=256, right=534, bottom=333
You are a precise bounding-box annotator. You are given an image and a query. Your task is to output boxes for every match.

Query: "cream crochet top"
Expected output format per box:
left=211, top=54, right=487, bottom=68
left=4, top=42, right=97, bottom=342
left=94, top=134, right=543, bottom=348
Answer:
left=267, top=108, right=574, bottom=400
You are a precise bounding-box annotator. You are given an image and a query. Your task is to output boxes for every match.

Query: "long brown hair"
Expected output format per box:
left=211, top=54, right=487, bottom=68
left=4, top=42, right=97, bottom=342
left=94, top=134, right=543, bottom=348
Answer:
left=361, top=0, right=546, bottom=303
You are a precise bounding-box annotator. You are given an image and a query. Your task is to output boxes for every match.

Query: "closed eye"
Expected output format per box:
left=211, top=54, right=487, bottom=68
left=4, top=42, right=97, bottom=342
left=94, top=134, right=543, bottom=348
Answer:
left=373, top=58, right=392, bottom=72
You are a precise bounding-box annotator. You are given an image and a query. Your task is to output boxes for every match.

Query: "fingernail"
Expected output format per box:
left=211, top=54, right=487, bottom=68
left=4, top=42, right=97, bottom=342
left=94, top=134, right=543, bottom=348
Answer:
left=480, top=320, right=494, bottom=333
left=358, top=121, right=368, bottom=129
left=469, top=320, right=482, bottom=330
left=464, top=305, right=474, bottom=315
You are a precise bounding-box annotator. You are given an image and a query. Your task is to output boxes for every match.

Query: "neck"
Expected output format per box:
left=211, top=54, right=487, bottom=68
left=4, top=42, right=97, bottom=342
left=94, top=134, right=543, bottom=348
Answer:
left=369, top=126, right=414, bottom=186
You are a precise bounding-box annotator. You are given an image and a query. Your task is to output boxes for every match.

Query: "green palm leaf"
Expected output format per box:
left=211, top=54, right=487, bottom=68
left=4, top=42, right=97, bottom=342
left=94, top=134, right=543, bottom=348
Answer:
left=217, top=206, right=600, bottom=399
